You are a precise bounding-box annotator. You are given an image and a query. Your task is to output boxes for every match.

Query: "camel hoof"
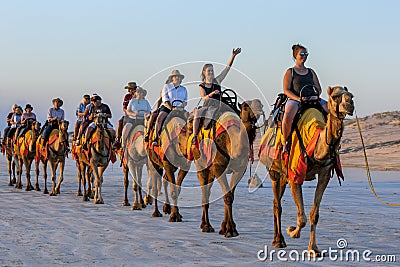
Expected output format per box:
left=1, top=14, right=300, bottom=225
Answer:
left=56, top=188, right=60, bottom=195
left=308, top=249, right=321, bottom=258
left=152, top=210, right=163, bottom=218
left=50, top=192, right=56, bottom=196
left=121, top=200, right=130, bottom=207
left=82, top=195, right=89, bottom=202
left=168, top=212, right=182, bottom=222
left=144, top=195, right=153, bottom=205
left=202, top=225, right=215, bottom=233
left=29, top=185, right=34, bottom=191
left=163, top=203, right=171, bottom=214
left=131, top=204, right=142, bottom=210
left=286, top=226, right=300, bottom=238
left=12, top=178, right=16, bottom=184
left=8, top=182, right=13, bottom=186
left=272, top=239, right=287, bottom=248
left=141, top=203, right=146, bottom=209
left=15, top=183, right=22, bottom=189
left=35, top=185, right=41, bottom=191
left=94, top=199, right=104, bottom=204
left=76, top=191, right=83, bottom=196
left=43, top=189, right=49, bottom=194
left=25, top=186, right=32, bottom=191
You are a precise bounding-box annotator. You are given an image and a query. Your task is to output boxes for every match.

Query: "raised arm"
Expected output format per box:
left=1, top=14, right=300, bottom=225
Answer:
left=215, top=48, right=241, bottom=84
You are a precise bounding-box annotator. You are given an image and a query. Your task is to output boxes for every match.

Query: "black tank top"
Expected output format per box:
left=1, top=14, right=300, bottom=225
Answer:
left=199, top=83, right=221, bottom=101
left=290, top=68, right=314, bottom=96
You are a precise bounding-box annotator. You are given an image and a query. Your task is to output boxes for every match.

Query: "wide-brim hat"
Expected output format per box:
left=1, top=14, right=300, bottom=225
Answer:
left=136, top=86, right=147, bottom=96
left=168, top=70, right=184, bottom=80
left=125, top=82, right=138, bottom=90
left=52, top=98, right=63, bottom=107
left=25, top=104, right=33, bottom=111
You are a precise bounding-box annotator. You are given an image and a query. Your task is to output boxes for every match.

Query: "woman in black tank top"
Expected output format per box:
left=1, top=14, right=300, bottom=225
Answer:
left=281, top=44, right=327, bottom=150
left=192, top=48, right=241, bottom=145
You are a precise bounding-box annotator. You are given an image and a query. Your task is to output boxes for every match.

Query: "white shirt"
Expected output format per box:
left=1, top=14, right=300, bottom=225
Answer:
left=161, top=83, right=188, bottom=108
left=126, top=99, right=152, bottom=118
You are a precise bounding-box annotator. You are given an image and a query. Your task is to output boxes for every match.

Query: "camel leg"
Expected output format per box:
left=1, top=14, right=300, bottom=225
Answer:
left=96, top=166, right=105, bottom=204
left=168, top=169, right=187, bottom=222
left=24, top=158, right=33, bottom=191
left=11, top=160, right=16, bottom=185
left=15, top=158, right=23, bottom=189
left=150, top=165, right=162, bottom=217
left=76, top=160, right=83, bottom=196
left=271, top=171, right=287, bottom=248
left=55, top=160, right=65, bottom=194
left=42, top=161, right=49, bottom=194
left=129, top=163, right=141, bottom=210
left=137, top=165, right=146, bottom=208
left=286, top=181, right=307, bottom=239
left=199, top=170, right=214, bottom=232
left=7, top=157, right=14, bottom=186
left=34, top=160, right=41, bottom=191
left=122, top=164, right=130, bottom=206
left=216, top=172, right=238, bottom=238
left=144, top=164, right=153, bottom=205
left=82, top=164, right=91, bottom=201
left=49, top=162, right=58, bottom=196
left=308, top=172, right=330, bottom=256
left=162, top=174, right=171, bottom=215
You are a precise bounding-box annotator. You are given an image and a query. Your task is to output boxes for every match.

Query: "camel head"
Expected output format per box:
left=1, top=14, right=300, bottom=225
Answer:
left=327, top=86, right=354, bottom=119
left=58, top=120, right=69, bottom=132
left=93, top=114, right=107, bottom=130
left=32, top=121, right=41, bottom=132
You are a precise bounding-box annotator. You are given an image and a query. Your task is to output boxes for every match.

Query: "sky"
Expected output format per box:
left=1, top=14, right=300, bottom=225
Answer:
left=1, top=0, right=399, bottom=131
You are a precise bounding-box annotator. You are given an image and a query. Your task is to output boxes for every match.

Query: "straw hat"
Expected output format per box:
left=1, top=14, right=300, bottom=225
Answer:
left=168, top=70, right=184, bottom=80
left=52, top=98, right=63, bottom=107
left=125, top=82, right=137, bottom=90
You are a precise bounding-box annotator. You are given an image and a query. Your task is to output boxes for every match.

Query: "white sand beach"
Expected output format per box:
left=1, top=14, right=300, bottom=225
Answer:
left=0, top=154, right=399, bottom=266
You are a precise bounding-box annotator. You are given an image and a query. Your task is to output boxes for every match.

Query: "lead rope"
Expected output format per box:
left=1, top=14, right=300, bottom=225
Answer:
left=355, top=110, right=400, bottom=206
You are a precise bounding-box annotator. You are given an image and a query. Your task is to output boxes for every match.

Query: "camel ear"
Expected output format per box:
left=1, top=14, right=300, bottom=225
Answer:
left=327, top=86, right=333, bottom=96
left=344, top=86, right=348, bottom=92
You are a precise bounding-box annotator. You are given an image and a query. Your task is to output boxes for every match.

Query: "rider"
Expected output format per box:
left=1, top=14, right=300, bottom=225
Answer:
left=82, top=94, right=115, bottom=150
left=2, top=104, right=17, bottom=146
left=150, top=70, right=188, bottom=147
left=114, top=82, right=138, bottom=149
left=281, top=44, right=328, bottom=152
left=15, top=104, right=37, bottom=139
left=6, top=106, right=23, bottom=147
left=41, top=98, right=65, bottom=147
left=192, top=48, right=241, bottom=145
left=75, top=93, right=97, bottom=146
left=73, top=94, right=90, bottom=143
left=126, top=87, right=152, bottom=122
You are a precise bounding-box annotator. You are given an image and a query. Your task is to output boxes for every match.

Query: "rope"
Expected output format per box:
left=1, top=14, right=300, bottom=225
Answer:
left=355, top=110, right=400, bottom=206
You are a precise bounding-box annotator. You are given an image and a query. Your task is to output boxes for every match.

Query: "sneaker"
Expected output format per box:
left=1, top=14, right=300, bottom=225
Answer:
left=151, top=137, right=159, bottom=147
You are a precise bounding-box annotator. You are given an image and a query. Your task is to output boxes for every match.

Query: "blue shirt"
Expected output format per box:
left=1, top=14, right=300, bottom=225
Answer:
left=161, top=83, right=188, bottom=108
left=76, top=102, right=87, bottom=122
left=47, top=107, right=65, bottom=121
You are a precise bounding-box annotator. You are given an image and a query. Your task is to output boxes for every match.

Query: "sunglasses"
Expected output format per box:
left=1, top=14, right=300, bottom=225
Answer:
left=299, top=52, right=309, bottom=57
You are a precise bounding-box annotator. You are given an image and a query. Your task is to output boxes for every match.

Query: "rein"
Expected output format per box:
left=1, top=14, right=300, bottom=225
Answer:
left=355, top=110, right=400, bottom=207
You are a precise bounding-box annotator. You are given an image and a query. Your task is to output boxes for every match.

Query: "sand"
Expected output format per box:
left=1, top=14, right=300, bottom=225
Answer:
left=0, top=111, right=399, bottom=266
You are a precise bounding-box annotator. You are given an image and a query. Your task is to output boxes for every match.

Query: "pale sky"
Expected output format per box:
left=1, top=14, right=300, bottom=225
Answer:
left=1, top=0, right=399, bottom=130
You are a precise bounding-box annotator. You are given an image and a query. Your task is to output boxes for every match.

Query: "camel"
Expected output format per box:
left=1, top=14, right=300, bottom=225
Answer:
left=14, top=120, right=41, bottom=191
left=35, top=120, right=69, bottom=195
left=72, top=140, right=93, bottom=201
left=146, top=109, right=192, bottom=222
left=192, top=96, right=257, bottom=238
left=259, top=86, right=354, bottom=256
left=87, top=114, right=113, bottom=204
left=119, top=120, right=148, bottom=210
left=2, top=139, right=17, bottom=186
